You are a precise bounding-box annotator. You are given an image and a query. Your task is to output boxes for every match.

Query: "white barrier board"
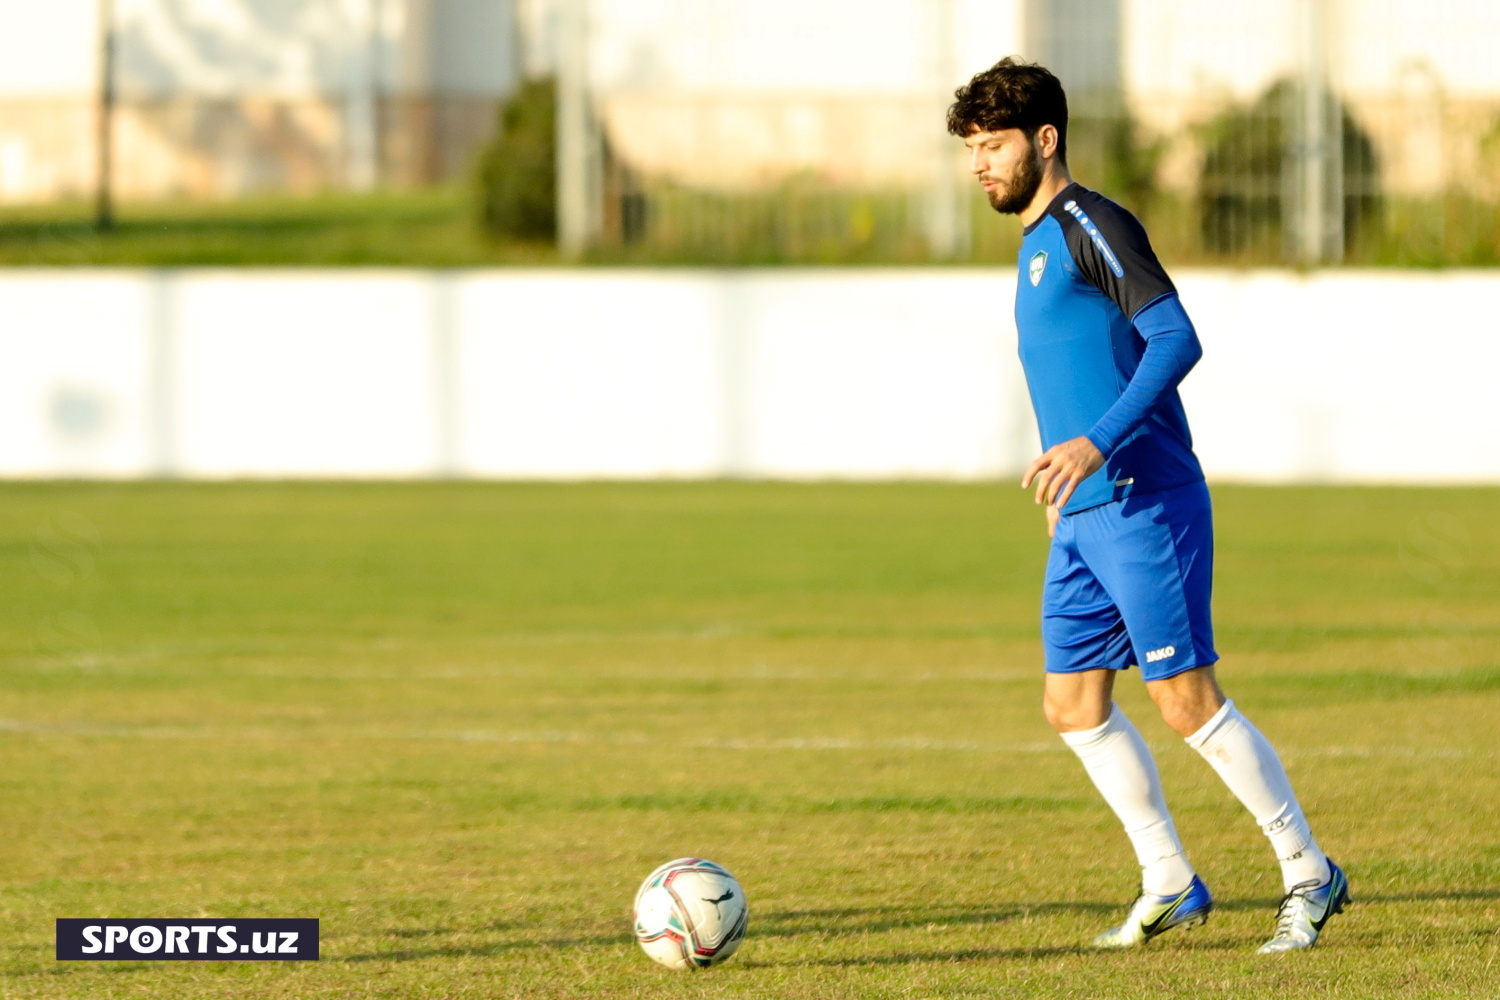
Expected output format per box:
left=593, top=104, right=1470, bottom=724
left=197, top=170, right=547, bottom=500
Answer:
left=0, top=268, right=1491, bottom=482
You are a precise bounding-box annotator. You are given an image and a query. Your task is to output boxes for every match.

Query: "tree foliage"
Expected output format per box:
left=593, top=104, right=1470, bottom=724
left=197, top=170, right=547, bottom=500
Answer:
left=476, top=78, right=556, bottom=241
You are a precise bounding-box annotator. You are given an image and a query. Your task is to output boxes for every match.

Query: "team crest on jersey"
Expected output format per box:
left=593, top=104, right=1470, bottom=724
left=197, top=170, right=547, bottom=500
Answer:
left=1028, top=251, right=1048, bottom=286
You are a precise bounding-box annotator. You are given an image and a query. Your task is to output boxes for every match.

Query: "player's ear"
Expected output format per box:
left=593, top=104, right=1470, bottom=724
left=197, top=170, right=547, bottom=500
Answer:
left=1035, top=124, right=1059, bottom=161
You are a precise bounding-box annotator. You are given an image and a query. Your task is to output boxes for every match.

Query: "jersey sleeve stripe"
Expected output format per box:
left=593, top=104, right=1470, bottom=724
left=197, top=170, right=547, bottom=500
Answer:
left=1063, top=199, right=1126, bottom=278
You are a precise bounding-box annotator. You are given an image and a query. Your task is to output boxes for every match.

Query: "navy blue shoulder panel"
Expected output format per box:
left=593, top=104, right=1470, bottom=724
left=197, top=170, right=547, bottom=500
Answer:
left=1049, top=186, right=1174, bottom=321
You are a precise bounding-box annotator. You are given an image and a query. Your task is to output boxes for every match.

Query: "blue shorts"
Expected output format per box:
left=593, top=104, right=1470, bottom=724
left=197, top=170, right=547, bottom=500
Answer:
left=1042, top=480, right=1219, bottom=682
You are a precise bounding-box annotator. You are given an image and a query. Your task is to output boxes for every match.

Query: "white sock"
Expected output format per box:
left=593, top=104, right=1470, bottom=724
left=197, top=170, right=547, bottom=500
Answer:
left=1186, top=700, right=1331, bottom=891
left=1061, top=703, right=1196, bottom=896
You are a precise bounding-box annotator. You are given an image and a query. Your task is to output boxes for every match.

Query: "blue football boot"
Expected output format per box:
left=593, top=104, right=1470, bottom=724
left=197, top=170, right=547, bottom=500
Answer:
left=1091, top=875, right=1214, bottom=949
left=1257, top=860, right=1350, bottom=954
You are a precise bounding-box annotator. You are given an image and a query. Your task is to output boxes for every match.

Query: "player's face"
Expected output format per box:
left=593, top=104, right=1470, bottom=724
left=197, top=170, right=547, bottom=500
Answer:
left=964, top=128, right=1043, bottom=215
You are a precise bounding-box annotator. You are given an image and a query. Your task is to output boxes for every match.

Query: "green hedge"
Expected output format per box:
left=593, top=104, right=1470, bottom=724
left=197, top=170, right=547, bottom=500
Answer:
left=475, top=78, right=557, bottom=241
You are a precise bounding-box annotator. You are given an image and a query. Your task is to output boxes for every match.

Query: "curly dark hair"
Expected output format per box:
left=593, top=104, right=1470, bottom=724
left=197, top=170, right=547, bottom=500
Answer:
left=946, top=57, right=1069, bottom=163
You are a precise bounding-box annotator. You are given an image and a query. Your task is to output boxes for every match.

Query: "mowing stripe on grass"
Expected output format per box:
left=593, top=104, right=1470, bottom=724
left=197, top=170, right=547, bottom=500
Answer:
left=0, top=718, right=1489, bottom=758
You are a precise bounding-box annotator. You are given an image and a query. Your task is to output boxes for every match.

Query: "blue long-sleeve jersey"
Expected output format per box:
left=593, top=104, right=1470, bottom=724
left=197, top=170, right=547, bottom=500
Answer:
left=1015, top=183, right=1205, bottom=513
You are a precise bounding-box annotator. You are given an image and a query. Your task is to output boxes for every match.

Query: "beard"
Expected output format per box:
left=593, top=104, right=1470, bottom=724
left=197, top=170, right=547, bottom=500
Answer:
left=984, top=143, right=1044, bottom=215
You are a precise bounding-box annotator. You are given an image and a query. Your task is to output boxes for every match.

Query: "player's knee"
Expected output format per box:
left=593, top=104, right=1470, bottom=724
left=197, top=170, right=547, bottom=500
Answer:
left=1155, top=701, right=1197, bottom=737
left=1041, top=694, right=1069, bottom=732
left=1148, top=669, right=1225, bottom=736
left=1152, top=690, right=1212, bottom=737
left=1042, top=692, right=1104, bottom=733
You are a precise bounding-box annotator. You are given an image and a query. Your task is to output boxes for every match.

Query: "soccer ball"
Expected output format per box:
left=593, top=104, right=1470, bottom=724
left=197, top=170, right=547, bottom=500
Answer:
left=632, top=857, right=748, bottom=969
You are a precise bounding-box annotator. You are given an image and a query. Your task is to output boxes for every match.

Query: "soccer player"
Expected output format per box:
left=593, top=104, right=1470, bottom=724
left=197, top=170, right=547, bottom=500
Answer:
left=946, top=58, right=1349, bottom=953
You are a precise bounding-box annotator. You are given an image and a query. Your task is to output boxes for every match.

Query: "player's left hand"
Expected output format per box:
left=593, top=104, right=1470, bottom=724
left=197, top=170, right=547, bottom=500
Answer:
left=1022, top=437, right=1105, bottom=510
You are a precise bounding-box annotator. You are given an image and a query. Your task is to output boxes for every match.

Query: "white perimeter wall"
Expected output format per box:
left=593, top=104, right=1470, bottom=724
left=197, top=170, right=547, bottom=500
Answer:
left=0, top=268, right=1494, bottom=483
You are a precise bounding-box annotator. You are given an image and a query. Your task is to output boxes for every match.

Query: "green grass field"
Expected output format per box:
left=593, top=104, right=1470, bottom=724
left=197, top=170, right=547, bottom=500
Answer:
left=0, top=190, right=557, bottom=268
left=5, top=186, right=1498, bottom=269
left=1, top=482, right=1496, bottom=998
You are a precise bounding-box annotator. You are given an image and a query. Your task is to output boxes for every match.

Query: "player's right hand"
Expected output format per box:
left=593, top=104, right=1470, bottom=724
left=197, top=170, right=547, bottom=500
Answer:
left=1047, top=504, right=1060, bottom=538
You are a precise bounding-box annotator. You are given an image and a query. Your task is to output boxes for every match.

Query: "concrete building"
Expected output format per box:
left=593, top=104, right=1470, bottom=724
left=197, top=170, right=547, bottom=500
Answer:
left=0, top=0, right=1497, bottom=205
left=0, top=0, right=518, bottom=202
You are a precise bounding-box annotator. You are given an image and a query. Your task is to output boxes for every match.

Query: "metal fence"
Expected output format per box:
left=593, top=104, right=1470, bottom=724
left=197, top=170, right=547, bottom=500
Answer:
left=559, top=0, right=1500, bottom=266
left=3, top=0, right=1498, bottom=267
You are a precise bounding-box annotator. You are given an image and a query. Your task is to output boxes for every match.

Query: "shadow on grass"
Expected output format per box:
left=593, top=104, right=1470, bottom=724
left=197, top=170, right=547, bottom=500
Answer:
left=1356, top=889, right=1500, bottom=904
left=755, top=894, right=1376, bottom=926
left=343, top=901, right=1106, bottom=964
left=342, top=932, right=635, bottom=964
left=385, top=926, right=459, bottom=939
left=338, top=888, right=1500, bottom=964
left=739, top=944, right=1088, bottom=968
left=1219, top=887, right=1500, bottom=913
left=740, top=930, right=1259, bottom=969
left=753, top=901, right=1113, bottom=937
